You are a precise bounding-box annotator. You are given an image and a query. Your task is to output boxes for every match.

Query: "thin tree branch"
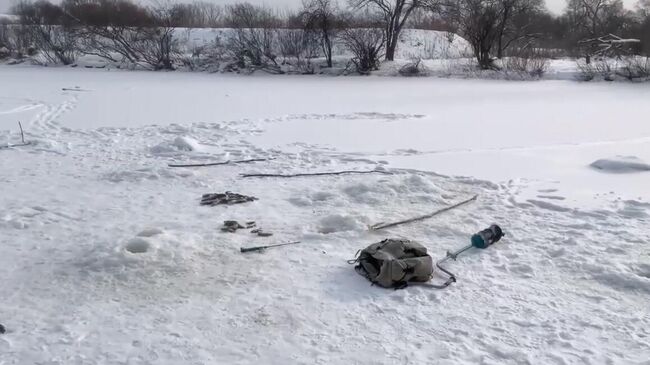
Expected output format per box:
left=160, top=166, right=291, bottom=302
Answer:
left=241, top=170, right=392, bottom=178
left=169, top=158, right=271, bottom=168
left=0, top=121, right=31, bottom=150
left=19, top=121, right=25, bottom=144
left=370, top=194, right=478, bottom=230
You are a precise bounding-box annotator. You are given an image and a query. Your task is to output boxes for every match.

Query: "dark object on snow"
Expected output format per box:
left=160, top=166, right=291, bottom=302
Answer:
left=370, top=195, right=478, bottom=231
left=241, top=170, right=391, bottom=178
left=251, top=229, right=273, bottom=237
left=0, top=323, right=5, bottom=334
left=349, top=239, right=434, bottom=289
left=169, top=158, right=271, bottom=168
left=240, top=241, right=301, bottom=253
left=471, top=224, right=504, bottom=249
left=435, top=224, right=505, bottom=287
left=222, top=220, right=257, bottom=232
left=201, top=192, right=258, bottom=206
left=222, top=220, right=245, bottom=232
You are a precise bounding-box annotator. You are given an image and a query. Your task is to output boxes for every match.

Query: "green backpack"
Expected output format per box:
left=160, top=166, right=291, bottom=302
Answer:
left=350, top=239, right=434, bottom=289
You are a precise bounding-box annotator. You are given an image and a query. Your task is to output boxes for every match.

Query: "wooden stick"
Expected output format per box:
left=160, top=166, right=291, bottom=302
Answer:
left=241, top=170, right=392, bottom=178
left=0, top=122, right=31, bottom=150
left=62, top=88, right=92, bottom=92
left=370, top=195, right=478, bottom=231
left=18, top=121, right=25, bottom=144
left=169, top=158, right=270, bottom=168
left=240, top=241, right=301, bottom=253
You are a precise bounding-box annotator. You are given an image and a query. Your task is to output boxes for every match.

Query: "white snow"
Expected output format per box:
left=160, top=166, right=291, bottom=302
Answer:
left=1, top=65, right=649, bottom=364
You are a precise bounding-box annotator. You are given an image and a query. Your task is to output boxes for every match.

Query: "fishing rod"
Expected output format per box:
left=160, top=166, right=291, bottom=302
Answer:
left=240, top=241, right=302, bottom=253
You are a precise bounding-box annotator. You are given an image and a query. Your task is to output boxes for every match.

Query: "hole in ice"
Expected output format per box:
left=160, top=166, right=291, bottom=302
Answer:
left=125, top=238, right=150, bottom=254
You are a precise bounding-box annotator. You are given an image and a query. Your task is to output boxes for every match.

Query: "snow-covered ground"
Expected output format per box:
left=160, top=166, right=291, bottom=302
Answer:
left=1, top=66, right=649, bottom=364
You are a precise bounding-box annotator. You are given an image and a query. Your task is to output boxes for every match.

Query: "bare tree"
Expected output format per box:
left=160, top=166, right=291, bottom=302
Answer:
left=350, top=0, right=439, bottom=61
left=301, top=0, right=340, bottom=67
left=565, top=0, right=628, bottom=38
left=446, top=0, right=541, bottom=69
left=446, top=0, right=501, bottom=69
left=494, top=0, right=543, bottom=58
left=61, top=0, right=152, bottom=64
left=168, top=2, right=224, bottom=28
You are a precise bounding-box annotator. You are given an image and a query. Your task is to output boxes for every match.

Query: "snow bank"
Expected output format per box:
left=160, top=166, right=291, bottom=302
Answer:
left=317, top=214, right=365, bottom=234
left=590, top=157, right=650, bottom=173
left=150, top=136, right=204, bottom=154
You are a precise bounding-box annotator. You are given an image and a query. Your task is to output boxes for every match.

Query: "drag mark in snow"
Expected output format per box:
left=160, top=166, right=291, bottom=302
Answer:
left=29, top=95, right=79, bottom=131
left=276, top=112, right=427, bottom=122
left=0, top=102, right=45, bottom=115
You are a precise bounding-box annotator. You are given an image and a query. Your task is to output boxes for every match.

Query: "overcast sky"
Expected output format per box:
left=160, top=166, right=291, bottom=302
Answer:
left=0, top=0, right=642, bottom=22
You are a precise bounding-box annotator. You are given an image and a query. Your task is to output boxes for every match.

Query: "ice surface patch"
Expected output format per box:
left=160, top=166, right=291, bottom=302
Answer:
left=102, top=167, right=194, bottom=183
left=342, top=182, right=394, bottom=204
left=74, top=230, right=204, bottom=278
left=590, top=157, right=650, bottom=173
left=318, top=214, right=365, bottom=234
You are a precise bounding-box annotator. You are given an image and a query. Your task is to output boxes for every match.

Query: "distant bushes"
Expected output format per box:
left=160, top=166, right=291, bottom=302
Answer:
left=0, top=0, right=649, bottom=81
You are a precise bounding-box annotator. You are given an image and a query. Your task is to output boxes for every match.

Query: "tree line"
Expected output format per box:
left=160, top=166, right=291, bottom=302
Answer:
left=0, top=0, right=648, bottom=76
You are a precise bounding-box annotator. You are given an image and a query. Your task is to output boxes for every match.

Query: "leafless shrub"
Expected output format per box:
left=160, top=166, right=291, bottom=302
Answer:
left=224, top=3, right=279, bottom=71
left=29, top=25, right=77, bottom=64
left=593, top=58, right=616, bottom=81
left=340, top=27, right=385, bottom=74
left=616, top=56, right=650, bottom=80
left=503, top=48, right=549, bottom=78
left=576, top=58, right=616, bottom=81
left=136, top=27, right=178, bottom=70
left=276, top=29, right=320, bottom=73
left=13, top=0, right=77, bottom=64
left=62, top=0, right=154, bottom=65
left=576, top=60, right=596, bottom=81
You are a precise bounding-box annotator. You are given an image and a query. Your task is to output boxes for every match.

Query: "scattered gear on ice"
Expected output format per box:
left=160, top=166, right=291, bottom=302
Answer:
left=201, top=192, right=258, bottom=206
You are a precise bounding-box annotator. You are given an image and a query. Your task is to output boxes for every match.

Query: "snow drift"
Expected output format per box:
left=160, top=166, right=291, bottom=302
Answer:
left=590, top=156, right=650, bottom=173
